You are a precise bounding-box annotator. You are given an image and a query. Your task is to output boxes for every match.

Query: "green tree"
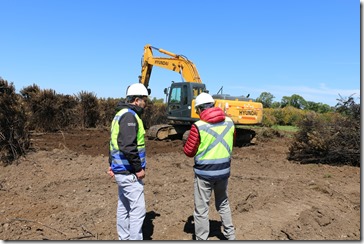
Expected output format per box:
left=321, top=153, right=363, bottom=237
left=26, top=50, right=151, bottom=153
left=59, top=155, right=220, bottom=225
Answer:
left=256, top=92, right=275, bottom=108
left=271, top=101, right=281, bottom=109
left=152, top=97, right=164, bottom=104
left=306, top=101, right=333, bottom=113
left=281, top=94, right=307, bottom=109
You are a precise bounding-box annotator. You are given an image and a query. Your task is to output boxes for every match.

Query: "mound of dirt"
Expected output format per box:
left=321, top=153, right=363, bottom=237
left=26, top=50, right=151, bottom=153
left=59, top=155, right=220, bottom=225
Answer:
left=0, top=129, right=360, bottom=240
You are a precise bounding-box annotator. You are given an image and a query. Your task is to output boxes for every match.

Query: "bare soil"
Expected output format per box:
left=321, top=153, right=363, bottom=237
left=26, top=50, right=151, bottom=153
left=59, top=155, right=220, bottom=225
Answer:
left=0, top=128, right=360, bottom=240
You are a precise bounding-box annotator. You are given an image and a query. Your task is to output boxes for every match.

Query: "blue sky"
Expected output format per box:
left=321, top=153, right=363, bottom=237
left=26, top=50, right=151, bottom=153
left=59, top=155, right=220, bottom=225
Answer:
left=1, top=0, right=360, bottom=106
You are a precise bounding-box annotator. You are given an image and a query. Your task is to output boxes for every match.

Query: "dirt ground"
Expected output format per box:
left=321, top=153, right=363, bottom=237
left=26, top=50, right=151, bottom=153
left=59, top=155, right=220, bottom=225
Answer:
left=0, top=128, right=360, bottom=240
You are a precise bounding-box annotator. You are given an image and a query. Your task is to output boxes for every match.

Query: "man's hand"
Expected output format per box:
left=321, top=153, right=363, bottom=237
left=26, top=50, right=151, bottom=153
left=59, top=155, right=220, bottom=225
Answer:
left=135, top=169, right=145, bottom=180
left=107, top=167, right=115, bottom=178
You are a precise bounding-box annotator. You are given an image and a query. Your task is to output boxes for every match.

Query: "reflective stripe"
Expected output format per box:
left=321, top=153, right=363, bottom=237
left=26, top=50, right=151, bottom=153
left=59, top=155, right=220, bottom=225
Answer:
left=194, top=167, right=230, bottom=176
left=194, top=158, right=230, bottom=165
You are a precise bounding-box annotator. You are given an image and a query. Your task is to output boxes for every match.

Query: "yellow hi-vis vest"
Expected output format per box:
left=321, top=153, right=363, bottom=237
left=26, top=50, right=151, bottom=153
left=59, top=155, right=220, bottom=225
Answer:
left=194, top=117, right=234, bottom=181
left=109, top=108, right=146, bottom=173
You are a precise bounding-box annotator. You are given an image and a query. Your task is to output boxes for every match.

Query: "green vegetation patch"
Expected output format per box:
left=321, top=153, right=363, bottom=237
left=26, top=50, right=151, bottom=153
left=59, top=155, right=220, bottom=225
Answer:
left=271, top=125, right=298, bottom=132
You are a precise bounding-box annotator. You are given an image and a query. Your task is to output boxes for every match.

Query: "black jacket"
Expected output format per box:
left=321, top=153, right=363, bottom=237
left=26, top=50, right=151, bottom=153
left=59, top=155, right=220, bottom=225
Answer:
left=109, top=100, right=145, bottom=173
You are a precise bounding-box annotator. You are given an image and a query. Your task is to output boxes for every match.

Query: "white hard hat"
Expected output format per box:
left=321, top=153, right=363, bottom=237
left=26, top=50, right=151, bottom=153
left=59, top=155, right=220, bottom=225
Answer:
left=126, top=83, right=149, bottom=97
left=195, top=92, right=215, bottom=108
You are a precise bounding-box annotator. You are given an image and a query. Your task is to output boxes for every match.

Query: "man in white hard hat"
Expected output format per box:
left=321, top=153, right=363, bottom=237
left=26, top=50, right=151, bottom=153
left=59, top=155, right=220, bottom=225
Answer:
left=183, top=92, right=236, bottom=240
left=107, top=83, right=149, bottom=240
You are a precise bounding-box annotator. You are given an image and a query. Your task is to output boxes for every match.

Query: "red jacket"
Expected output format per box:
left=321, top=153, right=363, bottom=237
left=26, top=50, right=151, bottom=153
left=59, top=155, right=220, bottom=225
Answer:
left=183, top=107, right=232, bottom=157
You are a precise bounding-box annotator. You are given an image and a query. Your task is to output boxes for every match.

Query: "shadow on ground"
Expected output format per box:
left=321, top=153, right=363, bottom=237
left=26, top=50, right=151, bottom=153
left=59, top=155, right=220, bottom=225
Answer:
left=142, top=211, right=161, bottom=240
left=183, top=215, right=227, bottom=240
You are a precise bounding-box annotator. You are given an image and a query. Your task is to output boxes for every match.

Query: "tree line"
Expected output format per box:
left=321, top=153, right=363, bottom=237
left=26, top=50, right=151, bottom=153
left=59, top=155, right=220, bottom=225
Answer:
left=256, top=91, right=335, bottom=113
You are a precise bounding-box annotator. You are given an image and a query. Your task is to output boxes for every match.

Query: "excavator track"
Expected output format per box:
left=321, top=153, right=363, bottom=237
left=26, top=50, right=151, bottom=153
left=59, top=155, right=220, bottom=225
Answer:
left=146, top=124, right=178, bottom=140
left=235, top=128, right=257, bottom=147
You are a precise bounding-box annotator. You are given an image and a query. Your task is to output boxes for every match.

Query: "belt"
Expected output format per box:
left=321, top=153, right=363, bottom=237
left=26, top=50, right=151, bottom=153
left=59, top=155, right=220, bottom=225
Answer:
left=114, top=170, right=132, bottom=175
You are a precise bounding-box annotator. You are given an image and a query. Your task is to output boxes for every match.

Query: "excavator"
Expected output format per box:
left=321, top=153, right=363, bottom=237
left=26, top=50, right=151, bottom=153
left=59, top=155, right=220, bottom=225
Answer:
left=138, top=44, right=263, bottom=146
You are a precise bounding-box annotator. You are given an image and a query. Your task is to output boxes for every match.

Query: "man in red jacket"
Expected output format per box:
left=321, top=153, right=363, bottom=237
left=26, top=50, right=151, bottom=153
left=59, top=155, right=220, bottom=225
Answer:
left=183, top=92, right=236, bottom=240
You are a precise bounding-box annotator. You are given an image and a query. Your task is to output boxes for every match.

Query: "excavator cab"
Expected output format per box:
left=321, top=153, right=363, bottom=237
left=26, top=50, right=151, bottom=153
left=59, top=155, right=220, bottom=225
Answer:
left=146, top=81, right=206, bottom=140
left=166, top=82, right=206, bottom=122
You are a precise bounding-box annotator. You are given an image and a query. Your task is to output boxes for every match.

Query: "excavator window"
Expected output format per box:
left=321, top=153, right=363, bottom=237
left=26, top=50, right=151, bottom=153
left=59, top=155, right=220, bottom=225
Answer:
left=170, top=87, right=181, bottom=104
left=182, top=85, right=188, bottom=105
left=192, top=87, right=204, bottom=98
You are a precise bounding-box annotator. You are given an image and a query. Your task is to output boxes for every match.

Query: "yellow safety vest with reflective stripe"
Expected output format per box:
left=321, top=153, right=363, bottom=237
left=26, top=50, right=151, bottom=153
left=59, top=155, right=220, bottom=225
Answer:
left=109, top=108, right=146, bottom=173
left=194, top=117, right=234, bottom=181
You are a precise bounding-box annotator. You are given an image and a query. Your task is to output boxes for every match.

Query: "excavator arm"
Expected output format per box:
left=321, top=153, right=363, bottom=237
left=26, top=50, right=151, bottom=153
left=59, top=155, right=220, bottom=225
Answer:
left=138, top=44, right=202, bottom=90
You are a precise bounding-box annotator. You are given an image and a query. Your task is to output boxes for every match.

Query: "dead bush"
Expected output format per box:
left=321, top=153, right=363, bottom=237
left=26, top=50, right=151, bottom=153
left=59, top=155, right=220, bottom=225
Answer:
left=21, top=85, right=79, bottom=131
left=0, top=78, right=29, bottom=164
left=77, top=91, right=100, bottom=128
left=98, top=98, right=120, bottom=127
left=23, top=88, right=64, bottom=132
left=142, top=101, right=168, bottom=129
left=288, top=111, right=360, bottom=166
left=256, top=127, right=284, bottom=142
left=57, top=94, right=79, bottom=129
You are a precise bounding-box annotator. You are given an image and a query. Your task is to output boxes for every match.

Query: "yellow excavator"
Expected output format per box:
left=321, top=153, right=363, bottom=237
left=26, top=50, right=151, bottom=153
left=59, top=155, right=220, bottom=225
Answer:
left=138, top=44, right=263, bottom=146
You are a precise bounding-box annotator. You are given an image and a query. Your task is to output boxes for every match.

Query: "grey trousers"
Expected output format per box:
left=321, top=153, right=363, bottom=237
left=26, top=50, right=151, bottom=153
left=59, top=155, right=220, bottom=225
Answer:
left=193, top=175, right=235, bottom=240
left=115, top=174, right=146, bottom=240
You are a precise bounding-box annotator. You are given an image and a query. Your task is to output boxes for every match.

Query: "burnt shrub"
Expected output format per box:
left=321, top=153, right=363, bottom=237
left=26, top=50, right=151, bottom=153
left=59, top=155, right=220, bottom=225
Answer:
left=57, top=94, right=79, bottom=129
left=98, top=97, right=119, bottom=127
left=141, top=100, right=168, bottom=129
left=21, top=85, right=79, bottom=131
left=288, top=105, right=360, bottom=166
left=0, top=78, right=30, bottom=164
left=23, top=88, right=63, bottom=132
left=102, top=98, right=168, bottom=130
left=77, top=91, right=100, bottom=128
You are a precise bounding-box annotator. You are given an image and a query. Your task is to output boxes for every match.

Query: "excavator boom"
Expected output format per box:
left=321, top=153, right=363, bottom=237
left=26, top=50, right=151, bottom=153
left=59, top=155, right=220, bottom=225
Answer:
left=139, top=44, right=202, bottom=90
